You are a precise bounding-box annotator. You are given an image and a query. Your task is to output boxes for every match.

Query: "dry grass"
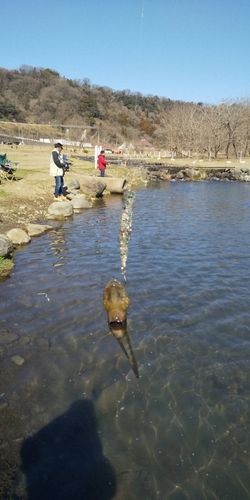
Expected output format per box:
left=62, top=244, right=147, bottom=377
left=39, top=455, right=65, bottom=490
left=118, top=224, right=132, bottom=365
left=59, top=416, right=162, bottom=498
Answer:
left=2, top=143, right=249, bottom=169
left=0, top=144, right=133, bottom=180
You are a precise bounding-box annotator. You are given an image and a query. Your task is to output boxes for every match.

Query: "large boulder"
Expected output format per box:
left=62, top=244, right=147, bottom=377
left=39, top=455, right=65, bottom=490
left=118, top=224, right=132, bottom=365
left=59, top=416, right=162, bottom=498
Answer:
left=6, top=228, right=31, bottom=245
left=66, top=179, right=80, bottom=190
left=81, top=175, right=127, bottom=194
left=47, top=201, right=73, bottom=218
left=80, top=179, right=106, bottom=198
left=0, top=234, right=14, bottom=257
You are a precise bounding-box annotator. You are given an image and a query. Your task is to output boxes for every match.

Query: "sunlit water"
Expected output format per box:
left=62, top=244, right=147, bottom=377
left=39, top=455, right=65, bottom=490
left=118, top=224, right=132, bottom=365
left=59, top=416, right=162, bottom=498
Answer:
left=1, top=181, right=250, bottom=499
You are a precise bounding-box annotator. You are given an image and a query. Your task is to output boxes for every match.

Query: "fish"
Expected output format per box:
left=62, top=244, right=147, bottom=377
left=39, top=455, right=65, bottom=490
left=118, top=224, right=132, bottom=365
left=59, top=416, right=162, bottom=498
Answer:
left=103, top=279, right=139, bottom=378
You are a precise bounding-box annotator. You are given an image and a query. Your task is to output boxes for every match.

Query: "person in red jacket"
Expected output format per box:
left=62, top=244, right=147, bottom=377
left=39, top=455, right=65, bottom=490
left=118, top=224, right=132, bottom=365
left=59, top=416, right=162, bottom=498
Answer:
left=98, top=150, right=108, bottom=177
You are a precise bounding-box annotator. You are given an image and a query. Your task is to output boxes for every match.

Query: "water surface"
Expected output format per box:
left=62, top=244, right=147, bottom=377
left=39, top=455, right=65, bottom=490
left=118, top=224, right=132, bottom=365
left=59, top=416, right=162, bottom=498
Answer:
left=1, top=181, right=250, bottom=499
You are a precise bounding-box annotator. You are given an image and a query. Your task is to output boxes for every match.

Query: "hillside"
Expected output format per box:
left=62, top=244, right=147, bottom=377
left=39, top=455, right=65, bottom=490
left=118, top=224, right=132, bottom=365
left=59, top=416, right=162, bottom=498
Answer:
left=0, top=65, right=249, bottom=158
left=0, top=65, right=178, bottom=149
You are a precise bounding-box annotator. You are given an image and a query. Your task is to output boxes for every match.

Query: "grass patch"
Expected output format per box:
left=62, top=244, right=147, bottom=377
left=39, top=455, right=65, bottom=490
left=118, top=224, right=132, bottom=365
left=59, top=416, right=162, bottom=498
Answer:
left=0, top=256, right=14, bottom=277
left=0, top=190, right=9, bottom=197
left=15, top=169, right=35, bottom=179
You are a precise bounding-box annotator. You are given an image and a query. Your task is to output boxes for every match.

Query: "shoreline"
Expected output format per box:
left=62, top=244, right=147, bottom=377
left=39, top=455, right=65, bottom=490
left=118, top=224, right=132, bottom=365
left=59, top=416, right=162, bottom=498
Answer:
left=1, top=146, right=248, bottom=236
left=1, top=145, right=250, bottom=278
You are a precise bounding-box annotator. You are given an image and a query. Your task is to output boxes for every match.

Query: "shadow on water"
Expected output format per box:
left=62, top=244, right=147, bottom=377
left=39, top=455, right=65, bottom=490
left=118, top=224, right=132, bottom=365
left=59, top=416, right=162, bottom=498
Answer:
left=20, top=399, right=116, bottom=500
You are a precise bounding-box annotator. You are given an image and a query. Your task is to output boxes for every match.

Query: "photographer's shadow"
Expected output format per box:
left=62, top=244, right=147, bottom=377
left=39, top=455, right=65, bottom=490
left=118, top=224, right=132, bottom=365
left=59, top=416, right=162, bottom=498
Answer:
left=21, top=399, right=116, bottom=500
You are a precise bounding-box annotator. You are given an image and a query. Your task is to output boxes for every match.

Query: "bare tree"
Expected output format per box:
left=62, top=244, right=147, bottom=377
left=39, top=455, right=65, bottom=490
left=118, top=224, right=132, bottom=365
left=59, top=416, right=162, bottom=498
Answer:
left=220, top=100, right=247, bottom=158
left=200, top=105, right=226, bottom=158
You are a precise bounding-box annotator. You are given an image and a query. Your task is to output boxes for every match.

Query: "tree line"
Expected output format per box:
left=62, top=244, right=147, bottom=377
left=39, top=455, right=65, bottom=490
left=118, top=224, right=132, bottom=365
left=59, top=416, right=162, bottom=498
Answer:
left=0, top=65, right=249, bottom=157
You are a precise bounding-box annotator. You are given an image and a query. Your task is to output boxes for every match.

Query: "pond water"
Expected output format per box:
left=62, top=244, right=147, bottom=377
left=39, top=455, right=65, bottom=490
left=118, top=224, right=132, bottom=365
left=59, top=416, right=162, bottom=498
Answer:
left=1, top=181, right=250, bottom=499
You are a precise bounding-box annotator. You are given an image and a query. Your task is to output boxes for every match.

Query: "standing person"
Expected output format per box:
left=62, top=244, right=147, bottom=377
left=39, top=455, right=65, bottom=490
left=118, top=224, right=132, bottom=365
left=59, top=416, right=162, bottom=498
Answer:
left=98, top=150, right=108, bottom=177
left=50, top=142, right=67, bottom=201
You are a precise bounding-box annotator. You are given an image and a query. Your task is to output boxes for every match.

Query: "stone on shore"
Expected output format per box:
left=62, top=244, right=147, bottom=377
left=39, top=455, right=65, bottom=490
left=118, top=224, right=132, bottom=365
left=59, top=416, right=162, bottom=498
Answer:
left=6, top=228, right=31, bottom=245
left=66, top=189, right=80, bottom=200
left=80, top=178, right=106, bottom=198
left=70, top=195, right=92, bottom=211
left=65, top=192, right=75, bottom=200
left=66, top=179, right=80, bottom=190
left=0, top=234, right=14, bottom=257
left=183, top=167, right=201, bottom=178
left=176, top=171, right=184, bottom=179
left=25, top=223, right=53, bottom=237
left=47, top=201, right=73, bottom=218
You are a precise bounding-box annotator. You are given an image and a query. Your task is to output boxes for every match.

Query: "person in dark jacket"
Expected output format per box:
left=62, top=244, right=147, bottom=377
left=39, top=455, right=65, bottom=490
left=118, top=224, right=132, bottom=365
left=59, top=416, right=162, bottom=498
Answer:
left=50, top=142, right=67, bottom=200
left=98, top=150, right=108, bottom=177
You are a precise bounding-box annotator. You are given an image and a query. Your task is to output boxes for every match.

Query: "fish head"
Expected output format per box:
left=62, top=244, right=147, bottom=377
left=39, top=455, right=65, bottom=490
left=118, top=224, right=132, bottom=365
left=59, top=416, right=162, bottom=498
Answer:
left=107, top=309, right=127, bottom=339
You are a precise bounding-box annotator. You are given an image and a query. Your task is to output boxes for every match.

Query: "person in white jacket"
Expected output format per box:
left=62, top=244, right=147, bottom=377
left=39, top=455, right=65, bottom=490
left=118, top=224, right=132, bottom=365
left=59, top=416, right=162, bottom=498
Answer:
left=50, top=142, right=67, bottom=200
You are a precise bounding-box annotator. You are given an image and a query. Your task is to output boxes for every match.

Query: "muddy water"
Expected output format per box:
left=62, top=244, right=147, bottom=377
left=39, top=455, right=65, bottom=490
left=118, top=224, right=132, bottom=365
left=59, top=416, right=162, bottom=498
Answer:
left=1, top=182, right=250, bottom=499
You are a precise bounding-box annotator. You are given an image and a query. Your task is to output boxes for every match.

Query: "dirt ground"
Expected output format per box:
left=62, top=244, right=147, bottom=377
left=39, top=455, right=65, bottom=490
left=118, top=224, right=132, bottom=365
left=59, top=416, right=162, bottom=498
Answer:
left=0, top=145, right=102, bottom=234
left=0, top=173, right=56, bottom=233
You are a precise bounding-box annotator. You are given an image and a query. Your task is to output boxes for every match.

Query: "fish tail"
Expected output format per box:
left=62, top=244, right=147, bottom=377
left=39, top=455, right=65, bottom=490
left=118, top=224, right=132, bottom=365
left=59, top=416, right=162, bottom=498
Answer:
left=117, top=335, right=139, bottom=379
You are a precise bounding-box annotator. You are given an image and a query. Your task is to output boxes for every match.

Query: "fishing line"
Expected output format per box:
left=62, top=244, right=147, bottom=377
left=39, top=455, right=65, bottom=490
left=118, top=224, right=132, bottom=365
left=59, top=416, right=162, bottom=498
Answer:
left=119, top=190, right=136, bottom=281
left=134, top=0, right=146, bottom=115
left=118, top=4, right=145, bottom=281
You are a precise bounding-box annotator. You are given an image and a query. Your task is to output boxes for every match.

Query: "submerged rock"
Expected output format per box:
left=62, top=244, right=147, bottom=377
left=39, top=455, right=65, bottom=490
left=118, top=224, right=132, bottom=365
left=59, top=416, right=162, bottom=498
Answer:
left=0, top=330, right=19, bottom=344
left=11, top=355, right=25, bottom=365
left=96, top=379, right=127, bottom=415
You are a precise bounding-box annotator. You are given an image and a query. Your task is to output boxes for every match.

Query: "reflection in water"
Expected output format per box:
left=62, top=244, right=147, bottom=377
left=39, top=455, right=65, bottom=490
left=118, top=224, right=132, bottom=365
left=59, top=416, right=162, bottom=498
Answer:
left=1, top=184, right=250, bottom=498
left=21, top=399, right=116, bottom=500
left=47, top=223, right=68, bottom=267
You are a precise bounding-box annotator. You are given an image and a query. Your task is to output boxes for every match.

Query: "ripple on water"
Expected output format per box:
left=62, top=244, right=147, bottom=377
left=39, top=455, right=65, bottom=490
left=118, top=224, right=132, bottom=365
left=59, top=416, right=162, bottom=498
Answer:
left=1, top=183, right=250, bottom=498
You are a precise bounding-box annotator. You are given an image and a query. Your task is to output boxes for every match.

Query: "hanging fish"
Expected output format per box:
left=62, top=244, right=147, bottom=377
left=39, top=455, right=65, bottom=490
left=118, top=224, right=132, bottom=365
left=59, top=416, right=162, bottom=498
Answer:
left=119, top=191, right=135, bottom=280
left=103, top=279, right=139, bottom=378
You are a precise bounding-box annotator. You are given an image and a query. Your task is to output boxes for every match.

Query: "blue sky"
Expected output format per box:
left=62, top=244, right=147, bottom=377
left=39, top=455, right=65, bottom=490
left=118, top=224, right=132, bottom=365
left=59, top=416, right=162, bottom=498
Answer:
left=1, top=0, right=250, bottom=104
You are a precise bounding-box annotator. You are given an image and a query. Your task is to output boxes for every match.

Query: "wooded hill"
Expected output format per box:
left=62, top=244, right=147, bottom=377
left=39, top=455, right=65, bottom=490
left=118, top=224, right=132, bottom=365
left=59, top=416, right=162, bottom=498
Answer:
left=0, top=65, right=249, bottom=157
